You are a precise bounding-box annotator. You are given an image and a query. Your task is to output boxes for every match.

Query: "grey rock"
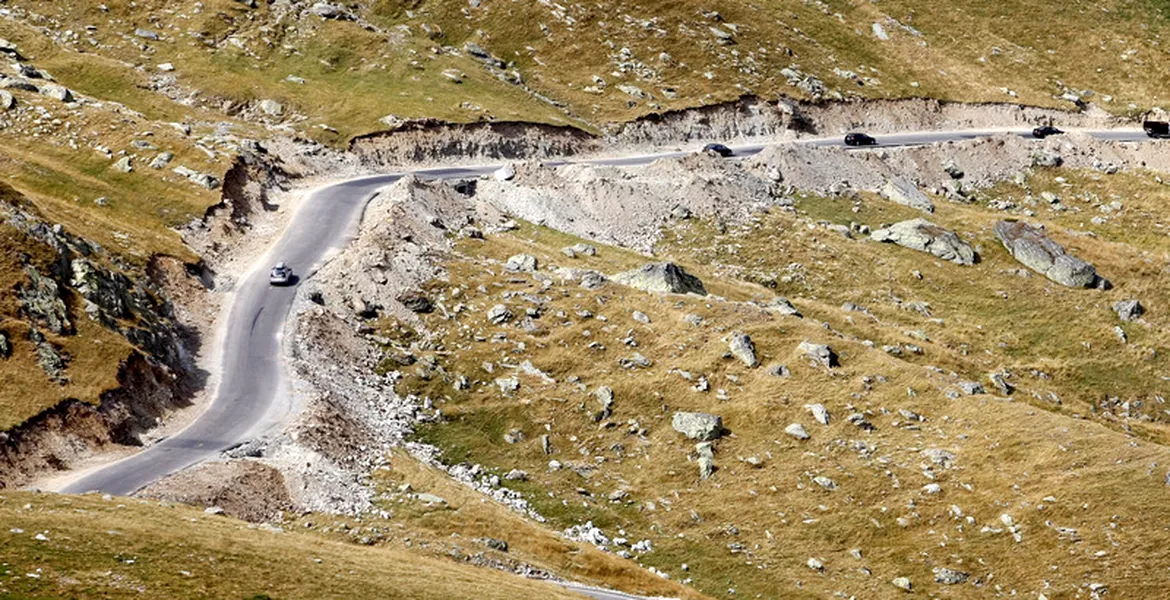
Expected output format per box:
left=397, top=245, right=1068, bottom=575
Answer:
left=0, top=330, right=8, bottom=359
left=593, top=386, right=614, bottom=421
left=561, top=243, right=597, bottom=258
left=1032, top=150, right=1063, bottom=168
left=806, top=403, right=830, bottom=426
left=726, top=332, right=759, bottom=368
left=934, top=568, right=969, bottom=585
left=579, top=271, right=606, bottom=289
left=112, top=156, right=133, bottom=173
left=0, top=76, right=38, bottom=93
left=310, top=2, right=352, bottom=19
left=672, top=411, right=723, bottom=441
left=768, top=364, right=790, bottom=377
left=988, top=371, right=1014, bottom=395
left=957, top=380, right=984, bottom=395
left=631, top=310, right=650, bottom=324
left=892, top=576, right=913, bottom=591
left=504, top=253, right=538, bottom=272
left=768, top=297, right=802, bottom=317
left=1114, top=299, right=1144, bottom=321
left=39, top=84, right=72, bottom=103
left=29, top=329, right=68, bottom=384
left=879, top=177, right=934, bottom=213
left=479, top=537, right=509, bottom=552
left=618, top=352, right=651, bottom=369
left=414, top=492, right=447, bottom=505
left=397, top=290, right=433, bottom=313
left=149, top=152, right=174, bottom=169
left=784, top=423, right=809, bottom=440
left=134, top=28, right=160, bottom=40
left=994, top=220, right=1107, bottom=288
left=870, top=219, right=977, bottom=265
left=696, top=442, right=715, bottom=479
left=798, top=341, right=838, bottom=368
left=258, top=99, right=284, bottom=116
left=0, top=90, right=13, bottom=110
left=487, top=304, right=513, bottom=324
left=813, top=476, right=837, bottom=490
left=204, top=506, right=226, bottom=515
left=612, top=262, right=706, bottom=295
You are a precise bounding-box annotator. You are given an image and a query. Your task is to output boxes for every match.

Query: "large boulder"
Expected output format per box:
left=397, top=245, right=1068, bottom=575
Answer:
left=993, top=220, right=1107, bottom=288
left=613, top=262, right=706, bottom=295
left=672, top=411, right=723, bottom=441
left=870, top=219, right=976, bottom=265
left=879, top=177, right=934, bottom=213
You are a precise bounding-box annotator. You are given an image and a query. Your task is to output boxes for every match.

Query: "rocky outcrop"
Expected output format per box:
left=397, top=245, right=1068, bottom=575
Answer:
left=0, top=188, right=197, bottom=488
left=350, top=120, right=597, bottom=165
left=612, top=262, right=707, bottom=295
left=870, top=219, right=977, bottom=265
left=993, top=220, right=1108, bottom=288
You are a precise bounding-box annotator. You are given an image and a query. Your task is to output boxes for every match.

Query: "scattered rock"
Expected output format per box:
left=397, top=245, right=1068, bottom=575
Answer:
left=988, top=371, right=1014, bottom=395
left=414, top=492, right=448, bottom=505
left=149, top=152, right=174, bottom=169
left=726, top=332, right=759, bottom=368
left=0, top=90, right=13, bottom=111
left=672, top=411, right=724, bottom=441
left=934, top=568, right=970, bottom=585
left=561, top=243, right=597, bottom=258
left=504, top=253, right=538, bottom=272
left=880, top=177, right=934, bottom=213
left=798, top=341, right=838, bottom=368
left=487, top=304, right=513, bottom=324
left=613, top=263, right=706, bottom=295
left=1114, top=299, right=1144, bottom=321
left=258, top=99, right=284, bottom=117
left=396, top=290, right=433, bottom=313
left=39, top=84, right=73, bottom=103
left=784, top=423, right=809, bottom=440
left=870, top=219, right=977, bottom=265
left=806, top=403, right=830, bottom=426
left=479, top=537, right=509, bottom=552
left=994, top=220, right=1107, bottom=288
left=813, top=476, right=838, bottom=490
left=111, top=156, right=133, bottom=173
left=696, top=442, right=715, bottom=479
left=631, top=310, right=650, bottom=324
left=204, top=506, right=226, bottom=515
left=892, top=576, right=913, bottom=592
left=494, top=164, right=515, bottom=181
left=807, top=557, right=825, bottom=572
left=768, top=297, right=802, bottom=317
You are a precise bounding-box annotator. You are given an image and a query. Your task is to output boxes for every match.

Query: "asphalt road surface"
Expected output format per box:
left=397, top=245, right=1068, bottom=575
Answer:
left=62, top=127, right=1152, bottom=497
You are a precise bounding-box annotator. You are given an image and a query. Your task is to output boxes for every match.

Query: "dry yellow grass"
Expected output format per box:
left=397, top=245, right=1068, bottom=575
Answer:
left=0, top=490, right=597, bottom=599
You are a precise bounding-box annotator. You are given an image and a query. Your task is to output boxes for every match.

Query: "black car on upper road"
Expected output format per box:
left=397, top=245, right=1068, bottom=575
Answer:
left=1032, top=126, right=1064, bottom=139
left=1144, top=120, right=1170, bottom=139
left=702, top=143, right=734, bottom=157
left=844, top=132, right=877, bottom=147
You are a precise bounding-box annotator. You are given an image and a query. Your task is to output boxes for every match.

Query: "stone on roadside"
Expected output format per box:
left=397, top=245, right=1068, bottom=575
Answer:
left=672, top=411, right=723, bottom=441
left=994, top=220, right=1108, bottom=288
left=879, top=177, right=934, bottom=213
left=613, top=262, right=706, bottom=295
left=870, top=219, right=976, bottom=265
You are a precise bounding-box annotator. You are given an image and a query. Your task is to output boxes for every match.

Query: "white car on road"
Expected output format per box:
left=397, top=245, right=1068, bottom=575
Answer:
left=269, top=262, right=293, bottom=286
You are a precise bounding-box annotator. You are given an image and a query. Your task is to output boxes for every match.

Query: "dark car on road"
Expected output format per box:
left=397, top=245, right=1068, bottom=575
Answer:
left=844, top=132, right=877, bottom=147
left=702, top=143, right=734, bottom=157
left=1032, top=126, right=1064, bottom=139
left=1144, top=120, right=1170, bottom=139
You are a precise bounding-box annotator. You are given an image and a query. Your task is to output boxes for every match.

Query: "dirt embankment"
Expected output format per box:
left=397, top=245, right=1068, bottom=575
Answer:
left=350, top=119, right=599, bottom=166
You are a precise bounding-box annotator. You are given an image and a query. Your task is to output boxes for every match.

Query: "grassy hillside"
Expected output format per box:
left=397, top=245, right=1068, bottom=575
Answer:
left=395, top=165, right=1170, bottom=597
left=0, top=490, right=597, bottom=599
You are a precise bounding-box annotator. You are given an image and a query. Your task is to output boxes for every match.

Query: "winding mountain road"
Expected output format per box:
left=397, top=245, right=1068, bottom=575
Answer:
left=63, top=127, right=1150, bottom=496
left=57, top=126, right=1152, bottom=600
